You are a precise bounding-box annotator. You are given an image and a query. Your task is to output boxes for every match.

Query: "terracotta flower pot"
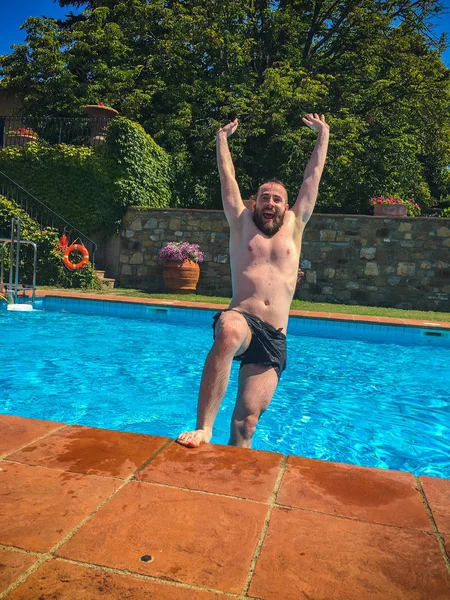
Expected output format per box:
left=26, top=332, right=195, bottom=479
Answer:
left=162, top=260, right=200, bottom=293
left=83, top=104, right=119, bottom=145
left=5, top=134, right=37, bottom=147
left=373, top=204, right=407, bottom=217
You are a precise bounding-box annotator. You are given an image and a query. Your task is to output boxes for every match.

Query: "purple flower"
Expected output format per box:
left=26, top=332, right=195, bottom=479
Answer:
left=159, top=241, right=204, bottom=263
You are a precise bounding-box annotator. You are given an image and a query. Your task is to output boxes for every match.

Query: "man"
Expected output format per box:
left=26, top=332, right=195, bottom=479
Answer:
left=177, top=113, right=329, bottom=448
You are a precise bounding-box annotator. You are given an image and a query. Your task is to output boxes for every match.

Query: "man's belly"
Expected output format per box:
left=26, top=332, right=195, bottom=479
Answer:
left=229, top=271, right=296, bottom=331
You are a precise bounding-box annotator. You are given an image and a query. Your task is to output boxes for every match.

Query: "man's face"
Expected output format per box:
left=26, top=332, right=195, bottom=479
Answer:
left=252, top=183, right=288, bottom=236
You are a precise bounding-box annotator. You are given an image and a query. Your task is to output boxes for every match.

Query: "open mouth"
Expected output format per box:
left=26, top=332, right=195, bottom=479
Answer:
left=263, top=211, right=275, bottom=221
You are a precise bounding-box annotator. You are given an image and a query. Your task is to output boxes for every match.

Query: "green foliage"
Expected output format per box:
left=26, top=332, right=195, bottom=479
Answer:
left=0, top=195, right=100, bottom=288
left=1, top=1, right=449, bottom=213
left=0, top=118, right=171, bottom=233
left=107, top=117, right=171, bottom=208
left=440, top=207, right=450, bottom=218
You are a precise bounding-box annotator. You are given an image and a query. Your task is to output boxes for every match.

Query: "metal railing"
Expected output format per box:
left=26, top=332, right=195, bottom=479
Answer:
left=0, top=169, right=97, bottom=266
left=0, top=115, right=114, bottom=148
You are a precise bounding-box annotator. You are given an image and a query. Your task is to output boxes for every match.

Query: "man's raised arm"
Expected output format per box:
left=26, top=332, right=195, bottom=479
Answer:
left=216, top=119, right=245, bottom=224
left=292, top=113, right=330, bottom=225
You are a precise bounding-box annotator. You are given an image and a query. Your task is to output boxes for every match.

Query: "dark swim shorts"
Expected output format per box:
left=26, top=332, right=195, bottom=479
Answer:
left=212, top=308, right=287, bottom=379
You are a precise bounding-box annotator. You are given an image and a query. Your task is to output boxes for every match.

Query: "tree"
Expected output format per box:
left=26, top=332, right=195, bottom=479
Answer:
left=1, top=0, right=449, bottom=212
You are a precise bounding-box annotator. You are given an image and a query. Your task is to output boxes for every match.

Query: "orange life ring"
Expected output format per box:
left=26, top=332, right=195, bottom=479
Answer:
left=63, top=243, right=89, bottom=271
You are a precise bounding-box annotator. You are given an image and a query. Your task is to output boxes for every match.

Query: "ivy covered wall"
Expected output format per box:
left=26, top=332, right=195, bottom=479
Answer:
left=0, top=117, right=172, bottom=235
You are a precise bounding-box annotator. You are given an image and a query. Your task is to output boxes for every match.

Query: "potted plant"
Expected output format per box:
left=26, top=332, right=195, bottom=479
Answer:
left=159, top=241, right=204, bottom=293
left=5, top=127, right=38, bottom=146
left=82, top=101, right=119, bottom=145
left=370, top=196, right=420, bottom=217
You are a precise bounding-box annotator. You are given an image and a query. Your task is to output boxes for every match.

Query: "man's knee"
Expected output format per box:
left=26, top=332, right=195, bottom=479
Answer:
left=214, top=315, right=249, bottom=353
left=234, top=413, right=259, bottom=440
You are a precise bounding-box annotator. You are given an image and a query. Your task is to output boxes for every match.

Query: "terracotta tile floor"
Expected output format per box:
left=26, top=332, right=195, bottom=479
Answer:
left=1, top=415, right=449, bottom=599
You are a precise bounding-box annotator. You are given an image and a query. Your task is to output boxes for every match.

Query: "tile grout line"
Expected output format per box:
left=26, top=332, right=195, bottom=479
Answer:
left=0, top=553, right=51, bottom=600
left=135, top=477, right=270, bottom=505
left=1, top=459, right=125, bottom=481
left=0, top=439, right=173, bottom=599
left=55, top=556, right=240, bottom=597
left=414, top=476, right=450, bottom=578
left=0, top=424, right=69, bottom=461
left=273, top=500, right=437, bottom=533
left=241, top=455, right=289, bottom=596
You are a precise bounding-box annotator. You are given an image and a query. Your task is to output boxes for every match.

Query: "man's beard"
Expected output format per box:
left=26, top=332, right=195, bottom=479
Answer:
left=253, top=209, right=285, bottom=236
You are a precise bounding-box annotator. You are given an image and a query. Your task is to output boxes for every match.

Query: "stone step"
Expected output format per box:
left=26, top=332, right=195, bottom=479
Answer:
left=101, top=277, right=115, bottom=290
left=95, top=270, right=105, bottom=279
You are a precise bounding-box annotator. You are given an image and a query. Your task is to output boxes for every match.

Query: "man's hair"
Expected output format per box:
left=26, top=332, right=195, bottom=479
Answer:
left=257, top=178, right=288, bottom=202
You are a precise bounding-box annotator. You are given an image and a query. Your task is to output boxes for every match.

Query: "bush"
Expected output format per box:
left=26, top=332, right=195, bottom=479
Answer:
left=440, top=207, right=450, bottom=218
left=0, top=195, right=100, bottom=289
left=0, top=118, right=172, bottom=235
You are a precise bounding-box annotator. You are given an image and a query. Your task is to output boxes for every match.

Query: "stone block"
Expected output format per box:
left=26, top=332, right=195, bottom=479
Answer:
left=420, top=261, right=432, bottom=269
left=320, top=230, right=337, bottom=242
left=169, top=219, right=181, bottom=231
left=211, top=221, right=224, bottom=232
left=400, top=240, right=414, bottom=247
left=121, top=265, right=132, bottom=275
left=130, top=252, right=143, bottom=265
left=364, top=262, right=379, bottom=276
left=301, top=259, right=311, bottom=269
left=144, top=218, right=158, bottom=229
left=306, top=271, right=317, bottom=283
left=398, top=222, right=412, bottom=232
left=336, top=291, right=351, bottom=300
left=360, top=247, right=376, bottom=260
left=436, top=227, right=450, bottom=237
left=324, top=268, right=335, bottom=278
left=142, top=241, right=153, bottom=247
left=119, top=253, right=130, bottom=264
left=217, top=254, right=228, bottom=264
left=322, top=286, right=333, bottom=294
left=129, top=218, right=142, bottom=231
left=397, top=262, right=415, bottom=277
left=346, top=282, right=360, bottom=290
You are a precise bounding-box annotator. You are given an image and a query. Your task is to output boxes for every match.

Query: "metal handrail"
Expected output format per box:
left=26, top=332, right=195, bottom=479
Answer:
left=0, top=238, right=37, bottom=303
left=0, top=169, right=97, bottom=265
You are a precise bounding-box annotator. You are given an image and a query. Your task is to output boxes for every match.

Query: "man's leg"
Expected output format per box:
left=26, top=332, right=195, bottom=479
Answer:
left=177, top=311, right=252, bottom=447
left=229, top=364, right=279, bottom=448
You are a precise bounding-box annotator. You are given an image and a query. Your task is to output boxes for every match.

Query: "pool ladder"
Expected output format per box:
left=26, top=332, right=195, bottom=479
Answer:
left=0, top=217, right=37, bottom=305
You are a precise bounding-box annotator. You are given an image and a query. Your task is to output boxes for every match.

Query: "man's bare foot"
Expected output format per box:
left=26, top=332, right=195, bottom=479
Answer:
left=176, top=428, right=211, bottom=448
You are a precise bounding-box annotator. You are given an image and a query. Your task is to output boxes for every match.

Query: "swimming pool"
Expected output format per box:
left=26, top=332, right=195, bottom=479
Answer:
left=1, top=299, right=449, bottom=478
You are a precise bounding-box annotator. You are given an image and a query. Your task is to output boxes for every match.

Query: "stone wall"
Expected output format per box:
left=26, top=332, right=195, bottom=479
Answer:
left=118, top=208, right=450, bottom=311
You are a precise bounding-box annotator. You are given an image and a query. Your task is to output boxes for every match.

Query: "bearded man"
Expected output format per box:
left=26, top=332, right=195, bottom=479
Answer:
left=177, top=113, right=329, bottom=448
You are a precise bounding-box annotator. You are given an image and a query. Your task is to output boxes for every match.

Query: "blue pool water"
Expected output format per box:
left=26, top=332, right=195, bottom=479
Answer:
left=1, top=305, right=449, bottom=477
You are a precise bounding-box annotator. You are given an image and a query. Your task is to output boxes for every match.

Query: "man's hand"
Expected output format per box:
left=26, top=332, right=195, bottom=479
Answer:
left=218, top=118, right=238, bottom=137
left=302, top=113, right=329, bottom=133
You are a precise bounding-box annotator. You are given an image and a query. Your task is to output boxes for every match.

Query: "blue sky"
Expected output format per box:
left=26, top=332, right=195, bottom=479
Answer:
left=1, top=0, right=449, bottom=65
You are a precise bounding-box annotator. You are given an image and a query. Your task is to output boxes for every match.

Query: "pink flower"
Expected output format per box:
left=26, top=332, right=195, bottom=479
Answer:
left=377, top=198, right=382, bottom=204
left=414, top=204, right=419, bottom=209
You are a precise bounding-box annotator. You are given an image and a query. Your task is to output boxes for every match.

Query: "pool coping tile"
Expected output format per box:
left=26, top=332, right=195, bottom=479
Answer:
left=0, top=414, right=66, bottom=457
left=0, top=418, right=449, bottom=599
left=7, top=425, right=170, bottom=479
left=35, top=290, right=450, bottom=329
left=0, top=461, right=119, bottom=553
left=6, top=560, right=224, bottom=600
left=0, top=548, right=39, bottom=595
left=56, top=480, right=268, bottom=594
left=419, top=476, right=450, bottom=534
left=248, top=506, right=450, bottom=600
left=138, top=441, right=284, bottom=502
left=276, top=456, right=432, bottom=531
